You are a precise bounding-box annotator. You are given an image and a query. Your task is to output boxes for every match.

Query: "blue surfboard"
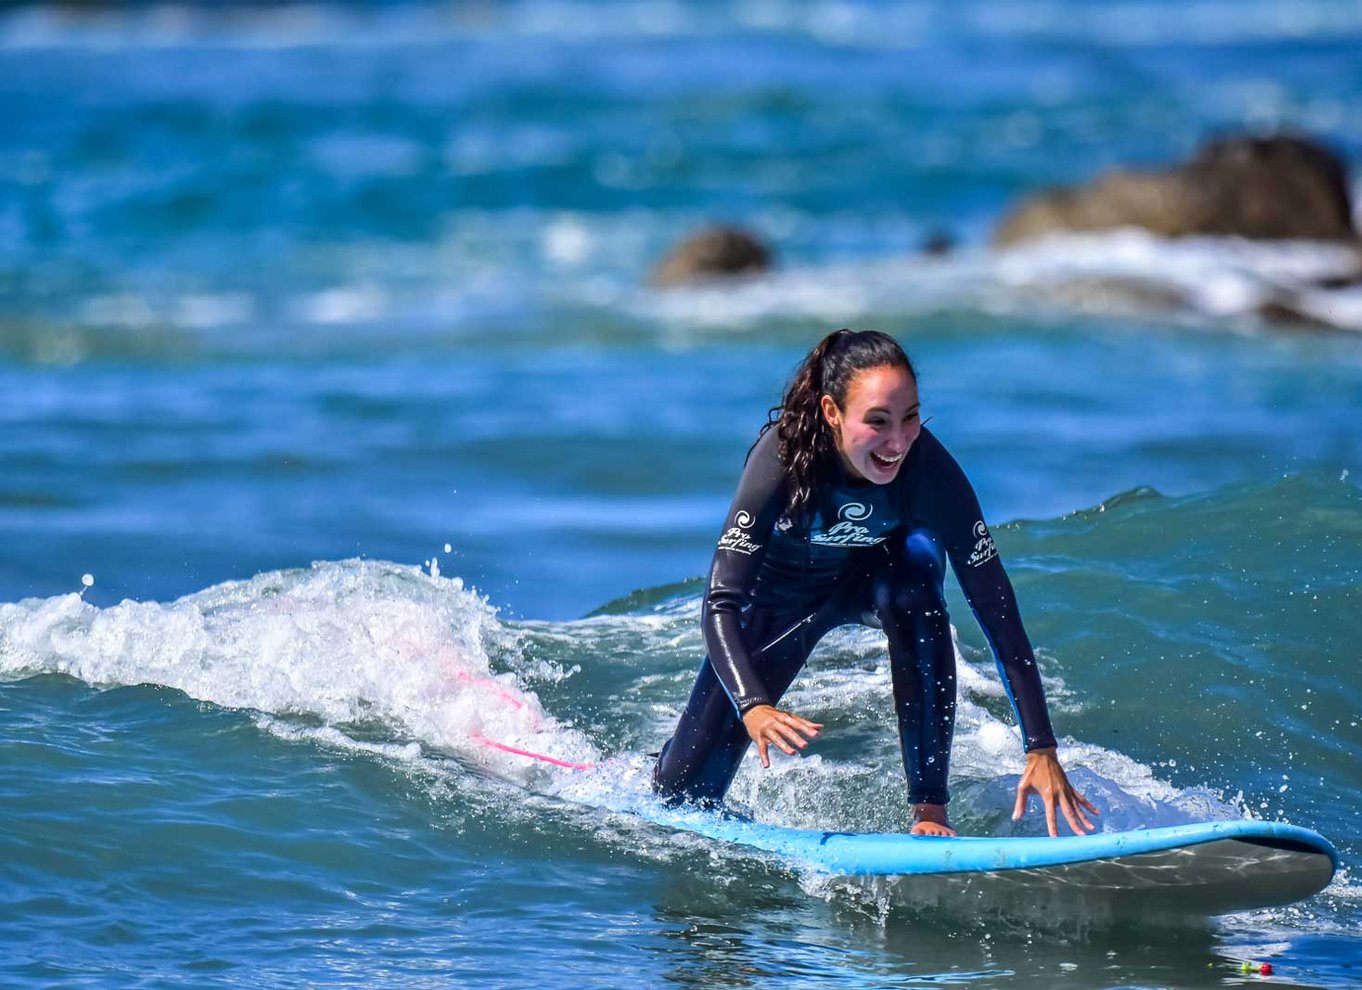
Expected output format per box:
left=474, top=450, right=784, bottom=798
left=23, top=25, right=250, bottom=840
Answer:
left=641, top=808, right=1338, bottom=915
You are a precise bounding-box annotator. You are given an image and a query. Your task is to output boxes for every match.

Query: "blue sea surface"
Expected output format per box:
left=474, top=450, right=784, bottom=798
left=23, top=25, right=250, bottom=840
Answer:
left=2, top=2, right=1362, bottom=987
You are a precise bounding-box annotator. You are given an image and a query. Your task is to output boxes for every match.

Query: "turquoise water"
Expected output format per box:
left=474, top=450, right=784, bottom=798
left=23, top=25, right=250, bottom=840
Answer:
left=3, top=3, right=1362, bottom=986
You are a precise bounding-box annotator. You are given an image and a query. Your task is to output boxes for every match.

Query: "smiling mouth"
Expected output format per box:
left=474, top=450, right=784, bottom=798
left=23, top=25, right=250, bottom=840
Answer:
left=870, top=450, right=904, bottom=468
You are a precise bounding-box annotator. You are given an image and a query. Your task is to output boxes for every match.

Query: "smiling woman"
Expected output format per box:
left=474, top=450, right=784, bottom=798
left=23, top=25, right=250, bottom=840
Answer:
left=652, top=329, right=1097, bottom=838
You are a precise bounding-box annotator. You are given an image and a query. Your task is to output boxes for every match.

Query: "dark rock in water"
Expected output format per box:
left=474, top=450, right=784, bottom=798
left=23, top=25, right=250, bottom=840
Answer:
left=1255, top=295, right=1339, bottom=331
left=995, top=172, right=1198, bottom=244
left=650, top=225, right=772, bottom=287
left=995, top=135, right=1357, bottom=245
left=1187, top=136, right=1355, bottom=239
left=1314, top=265, right=1362, bottom=291
left=920, top=228, right=956, bottom=257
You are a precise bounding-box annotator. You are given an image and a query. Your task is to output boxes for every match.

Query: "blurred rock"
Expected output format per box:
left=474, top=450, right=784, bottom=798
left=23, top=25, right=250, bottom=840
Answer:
left=995, top=135, right=1357, bottom=246
left=1256, top=295, right=1340, bottom=331
left=920, top=228, right=956, bottom=257
left=1315, top=267, right=1362, bottom=291
left=650, top=225, right=772, bottom=287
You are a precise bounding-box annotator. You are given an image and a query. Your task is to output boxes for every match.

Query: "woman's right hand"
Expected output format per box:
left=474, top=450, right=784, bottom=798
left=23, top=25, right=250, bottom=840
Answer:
left=741, top=705, right=823, bottom=768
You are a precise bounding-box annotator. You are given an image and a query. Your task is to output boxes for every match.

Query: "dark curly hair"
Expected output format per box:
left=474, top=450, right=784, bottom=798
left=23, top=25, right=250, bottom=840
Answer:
left=760, top=329, right=917, bottom=519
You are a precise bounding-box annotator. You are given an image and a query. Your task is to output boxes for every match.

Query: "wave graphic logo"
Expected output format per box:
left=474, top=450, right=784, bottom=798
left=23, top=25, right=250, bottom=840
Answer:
left=839, top=502, right=872, bottom=522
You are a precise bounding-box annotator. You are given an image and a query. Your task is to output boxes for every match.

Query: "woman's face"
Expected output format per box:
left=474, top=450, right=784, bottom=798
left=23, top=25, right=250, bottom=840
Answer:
left=820, top=365, right=921, bottom=484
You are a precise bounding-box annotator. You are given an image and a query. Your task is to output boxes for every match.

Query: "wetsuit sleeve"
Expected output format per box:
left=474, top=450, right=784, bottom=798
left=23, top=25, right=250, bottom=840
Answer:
left=701, top=427, right=788, bottom=715
left=911, top=429, right=1058, bottom=752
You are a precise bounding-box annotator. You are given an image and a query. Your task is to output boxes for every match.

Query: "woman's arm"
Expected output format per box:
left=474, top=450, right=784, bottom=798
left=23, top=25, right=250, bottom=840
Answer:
left=911, top=429, right=1097, bottom=834
left=912, top=429, right=1056, bottom=750
left=700, top=427, right=789, bottom=714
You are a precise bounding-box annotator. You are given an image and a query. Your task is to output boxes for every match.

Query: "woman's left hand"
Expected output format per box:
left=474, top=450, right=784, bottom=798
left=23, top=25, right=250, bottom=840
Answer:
left=1012, top=746, right=1100, bottom=837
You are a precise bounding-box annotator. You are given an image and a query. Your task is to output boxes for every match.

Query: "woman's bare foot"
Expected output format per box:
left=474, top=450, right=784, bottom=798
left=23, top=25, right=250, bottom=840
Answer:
left=910, top=803, right=957, bottom=837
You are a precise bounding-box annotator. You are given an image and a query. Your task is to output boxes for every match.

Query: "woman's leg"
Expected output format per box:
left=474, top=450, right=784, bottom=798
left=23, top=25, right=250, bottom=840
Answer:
left=872, top=529, right=957, bottom=808
left=652, top=600, right=853, bottom=806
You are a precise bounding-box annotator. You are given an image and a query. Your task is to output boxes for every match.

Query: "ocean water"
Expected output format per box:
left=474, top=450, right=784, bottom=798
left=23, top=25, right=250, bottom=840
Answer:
left=2, top=2, right=1362, bottom=987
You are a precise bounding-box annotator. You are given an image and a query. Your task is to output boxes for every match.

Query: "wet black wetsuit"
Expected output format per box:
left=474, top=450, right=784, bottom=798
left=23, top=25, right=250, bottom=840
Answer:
left=652, top=425, right=1056, bottom=807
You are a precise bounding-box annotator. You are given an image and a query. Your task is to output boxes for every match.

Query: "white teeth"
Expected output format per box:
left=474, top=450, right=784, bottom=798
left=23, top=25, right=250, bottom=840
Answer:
left=872, top=451, right=903, bottom=466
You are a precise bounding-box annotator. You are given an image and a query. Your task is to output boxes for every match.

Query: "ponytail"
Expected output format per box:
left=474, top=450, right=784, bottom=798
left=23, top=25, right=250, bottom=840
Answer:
left=760, top=329, right=916, bottom=519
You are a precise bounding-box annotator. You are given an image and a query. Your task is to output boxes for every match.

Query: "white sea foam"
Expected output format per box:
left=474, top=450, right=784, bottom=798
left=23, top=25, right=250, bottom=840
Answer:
left=292, top=285, right=389, bottom=326
left=0, top=559, right=599, bottom=787
left=173, top=293, right=256, bottom=330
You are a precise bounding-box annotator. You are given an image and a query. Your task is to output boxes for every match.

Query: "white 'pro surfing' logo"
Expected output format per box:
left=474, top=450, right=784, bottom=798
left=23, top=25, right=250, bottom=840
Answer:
left=811, top=501, right=885, bottom=547
left=967, top=519, right=998, bottom=567
left=717, top=509, right=763, bottom=555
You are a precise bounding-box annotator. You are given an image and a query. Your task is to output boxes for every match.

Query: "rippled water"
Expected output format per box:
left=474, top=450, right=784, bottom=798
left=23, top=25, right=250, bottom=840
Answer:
left=2, top=2, right=1362, bottom=987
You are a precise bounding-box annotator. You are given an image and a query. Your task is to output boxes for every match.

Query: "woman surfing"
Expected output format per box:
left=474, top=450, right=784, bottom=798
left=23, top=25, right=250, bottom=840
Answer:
left=653, top=329, right=1097, bottom=837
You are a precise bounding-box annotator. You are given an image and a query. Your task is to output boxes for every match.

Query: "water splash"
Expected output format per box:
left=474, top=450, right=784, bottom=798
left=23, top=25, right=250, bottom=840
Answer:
left=0, top=559, right=599, bottom=787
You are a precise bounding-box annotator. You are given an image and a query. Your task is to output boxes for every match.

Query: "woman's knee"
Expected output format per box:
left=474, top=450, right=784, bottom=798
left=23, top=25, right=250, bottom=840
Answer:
left=653, top=710, right=749, bottom=805
left=903, top=529, right=946, bottom=577
left=877, top=529, right=947, bottom=615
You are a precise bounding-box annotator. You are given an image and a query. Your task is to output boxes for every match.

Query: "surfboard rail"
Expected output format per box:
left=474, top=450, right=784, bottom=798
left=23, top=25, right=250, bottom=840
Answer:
left=640, top=810, right=1339, bottom=912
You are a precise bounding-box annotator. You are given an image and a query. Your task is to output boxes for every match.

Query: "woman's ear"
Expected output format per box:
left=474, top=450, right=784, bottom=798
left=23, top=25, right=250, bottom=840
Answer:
left=820, top=394, right=841, bottom=432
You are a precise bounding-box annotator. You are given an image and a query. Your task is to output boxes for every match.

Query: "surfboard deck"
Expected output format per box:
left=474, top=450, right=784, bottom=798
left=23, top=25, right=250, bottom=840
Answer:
left=641, top=810, right=1338, bottom=915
